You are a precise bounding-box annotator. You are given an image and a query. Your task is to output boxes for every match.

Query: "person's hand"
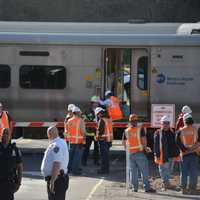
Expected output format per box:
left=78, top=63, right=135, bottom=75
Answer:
left=144, top=147, right=152, bottom=153
left=14, top=182, right=21, bottom=193
left=50, top=179, right=55, bottom=194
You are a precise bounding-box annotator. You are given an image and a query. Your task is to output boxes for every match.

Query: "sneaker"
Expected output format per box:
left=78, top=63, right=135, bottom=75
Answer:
left=145, top=188, right=156, bottom=193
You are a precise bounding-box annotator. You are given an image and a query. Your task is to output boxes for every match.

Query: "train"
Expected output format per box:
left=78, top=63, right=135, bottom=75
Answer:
left=0, top=21, right=200, bottom=137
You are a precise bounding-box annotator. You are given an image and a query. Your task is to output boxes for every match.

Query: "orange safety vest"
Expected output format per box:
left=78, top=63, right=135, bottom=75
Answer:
left=97, top=118, right=113, bottom=142
left=125, top=127, right=143, bottom=153
left=180, top=126, right=198, bottom=155
left=107, top=96, right=123, bottom=121
left=0, top=111, right=10, bottom=137
left=64, top=116, right=71, bottom=142
left=154, top=130, right=164, bottom=165
left=66, top=117, right=84, bottom=144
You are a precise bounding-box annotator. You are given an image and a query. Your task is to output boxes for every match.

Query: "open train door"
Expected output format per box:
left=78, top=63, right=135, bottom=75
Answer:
left=103, top=48, right=132, bottom=118
left=131, top=48, right=150, bottom=120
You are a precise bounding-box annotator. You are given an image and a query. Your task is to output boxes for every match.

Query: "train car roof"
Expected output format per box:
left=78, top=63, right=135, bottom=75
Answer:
left=0, top=21, right=199, bottom=46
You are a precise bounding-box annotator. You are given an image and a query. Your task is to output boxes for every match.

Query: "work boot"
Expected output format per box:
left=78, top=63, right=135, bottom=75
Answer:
left=145, top=188, right=156, bottom=193
left=188, top=189, right=199, bottom=195
left=163, top=182, right=175, bottom=190
left=182, top=188, right=189, bottom=195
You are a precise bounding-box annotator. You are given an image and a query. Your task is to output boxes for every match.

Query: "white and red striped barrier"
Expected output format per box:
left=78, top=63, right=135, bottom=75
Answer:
left=14, top=121, right=152, bottom=128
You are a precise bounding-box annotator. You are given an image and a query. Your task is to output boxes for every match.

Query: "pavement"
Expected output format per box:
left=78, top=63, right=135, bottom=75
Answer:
left=13, top=138, right=200, bottom=200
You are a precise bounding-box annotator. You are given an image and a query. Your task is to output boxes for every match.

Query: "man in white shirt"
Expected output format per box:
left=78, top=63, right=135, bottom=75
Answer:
left=41, top=126, right=69, bottom=200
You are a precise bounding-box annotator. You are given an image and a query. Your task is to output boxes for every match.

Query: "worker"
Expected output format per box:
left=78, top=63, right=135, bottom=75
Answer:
left=0, top=128, right=23, bottom=200
left=0, top=102, right=14, bottom=139
left=154, top=116, right=180, bottom=190
left=82, top=96, right=100, bottom=166
left=122, top=114, right=155, bottom=193
left=175, top=105, right=192, bottom=131
left=64, top=104, right=75, bottom=145
left=41, top=126, right=69, bottom=200
left=66, top=106, right=85, bottom=175
left=176, top=113, right=200, bottom=195
left=99, top=90, right=123, bottom=121
left=95, top=107, right=113, bottom=174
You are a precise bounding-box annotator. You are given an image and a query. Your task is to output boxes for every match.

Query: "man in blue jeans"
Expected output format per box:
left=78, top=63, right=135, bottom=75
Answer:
left=176, top=113, right=200, bottom=195
left=122, top=114, right=156, bottom=193
left=154, top=116, right=180, bottom=190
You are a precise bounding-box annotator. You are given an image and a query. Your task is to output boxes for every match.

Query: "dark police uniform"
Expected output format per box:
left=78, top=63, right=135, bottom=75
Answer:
left=0, top=142, right=22, bottom=200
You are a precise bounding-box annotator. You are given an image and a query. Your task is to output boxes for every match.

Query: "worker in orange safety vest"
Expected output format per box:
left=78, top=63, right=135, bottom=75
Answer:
left=176, top=113, right=200, bottom=195
left=0, top=102, right=14, bottom=139
left=154, top=116, right=180, bottom=190
left=122, top=114, right=155, bottom=193
left=99, top=90, right=123, bottom=121
left=64, top=104, right=75, bottom=145
left=175, top=105, right=192, bottom=131
left=95, top=107, right=113, bottom=174
left=66, top=106, right=85, bottom=175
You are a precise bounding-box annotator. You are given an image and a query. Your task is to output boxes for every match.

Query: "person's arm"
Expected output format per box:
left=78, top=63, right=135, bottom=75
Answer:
left=15, top=163, right=23, bottom=192
left=122, top=130, right=127, bottom=149
left=99, top=99, right=111, bottom=106
left=97, top=119, right=105, bottom=136
left=175, top=131, right=188, bottom=152
left=50, top=161, right=61, bottom=193
left=14, top=147, right=23, bottom=192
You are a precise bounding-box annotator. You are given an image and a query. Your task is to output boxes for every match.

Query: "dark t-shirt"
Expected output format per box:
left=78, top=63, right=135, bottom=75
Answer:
left=0, top=143, right=22, bottom=178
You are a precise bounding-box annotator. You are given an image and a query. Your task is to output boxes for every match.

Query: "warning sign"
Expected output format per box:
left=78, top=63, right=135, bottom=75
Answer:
left=151, top=104, right=175, bottom=127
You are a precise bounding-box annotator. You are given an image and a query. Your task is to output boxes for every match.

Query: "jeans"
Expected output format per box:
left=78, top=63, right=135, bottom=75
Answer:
left=158, top=159, right=172, bottom=184
left=99, top=141, right=111, bottom=172
left=68, top=144, right=82, bottom=174
left=130, top=151, right=150, bottom=191
left=180, top=153, right=199, bottom=189
left=82, top=136, right=99, bottom=164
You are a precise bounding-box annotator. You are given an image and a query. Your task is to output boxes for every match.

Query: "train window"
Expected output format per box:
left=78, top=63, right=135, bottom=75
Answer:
left=137, top=56, right=148, bottom=90
left=0, top=65, right=11, bottom=88
left=20, top=65, right=66, bottom=89
left=19, top=51, right=50, bottom=56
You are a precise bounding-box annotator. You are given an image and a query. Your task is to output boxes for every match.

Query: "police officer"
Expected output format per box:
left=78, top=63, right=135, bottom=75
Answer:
left=0, top=128, right=23, bottom=200
left=41, top=126, right=69, bottom=200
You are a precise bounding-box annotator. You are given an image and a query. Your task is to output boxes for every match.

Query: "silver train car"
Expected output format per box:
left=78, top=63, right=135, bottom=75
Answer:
left=0, top=21, right=200, bottom=132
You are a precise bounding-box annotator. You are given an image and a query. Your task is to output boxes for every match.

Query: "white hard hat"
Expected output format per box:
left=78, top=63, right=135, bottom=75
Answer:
left=183, top=113, right=192, bottom=121
left=95, top=107, right=104, bottom=116
left=160, top=115, right=170, bottom=122
left=72, top=106, right=81, bottom=113
left=105, top=90, right=112, bottom=96
left=67, top=104, right=75, bottom=111
left=181, top=105, right=192, bottom=114
left=90, top=96, right=100, bottom=103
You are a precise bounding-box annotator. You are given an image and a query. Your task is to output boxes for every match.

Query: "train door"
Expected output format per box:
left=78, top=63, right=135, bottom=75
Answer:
left=104, top=48, right=131, bottom=117
left=131, top=48, right=149, bottom=120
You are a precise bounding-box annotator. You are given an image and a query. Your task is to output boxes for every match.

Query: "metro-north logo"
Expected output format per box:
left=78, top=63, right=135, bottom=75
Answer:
left=156, top=73, right=166, bottom=84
